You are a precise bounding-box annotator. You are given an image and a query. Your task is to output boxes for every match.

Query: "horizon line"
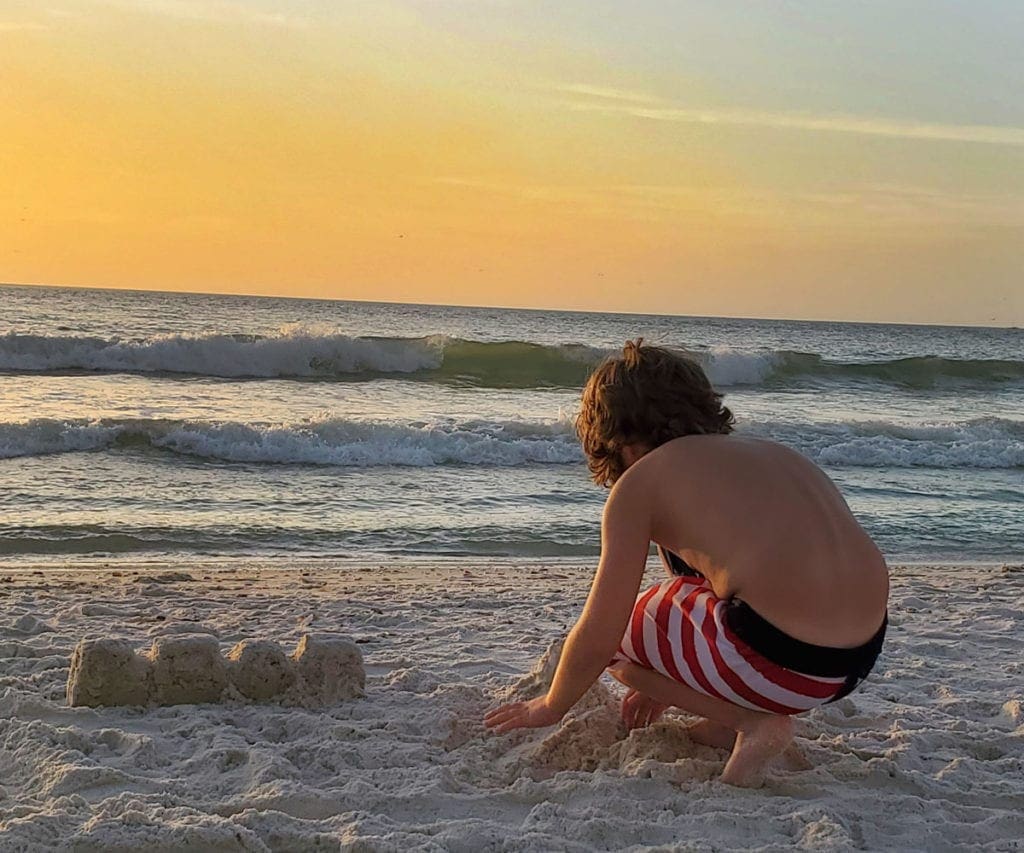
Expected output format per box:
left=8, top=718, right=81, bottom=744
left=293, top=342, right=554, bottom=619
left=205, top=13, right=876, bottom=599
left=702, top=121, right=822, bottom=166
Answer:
left=2, top=279, right=1019, bottom=332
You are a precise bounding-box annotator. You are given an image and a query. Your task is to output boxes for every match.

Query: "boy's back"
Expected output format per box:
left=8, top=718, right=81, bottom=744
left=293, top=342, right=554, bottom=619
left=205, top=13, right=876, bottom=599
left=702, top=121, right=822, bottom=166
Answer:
left=619, top=434, right=889, bottom=648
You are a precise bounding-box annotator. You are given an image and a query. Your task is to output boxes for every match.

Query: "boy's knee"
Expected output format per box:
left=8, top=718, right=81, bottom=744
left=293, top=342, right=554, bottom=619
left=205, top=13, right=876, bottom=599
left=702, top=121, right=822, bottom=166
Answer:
left=606, top=649, right=635, bottom=680
left=607, top=660, right=647, bottom=687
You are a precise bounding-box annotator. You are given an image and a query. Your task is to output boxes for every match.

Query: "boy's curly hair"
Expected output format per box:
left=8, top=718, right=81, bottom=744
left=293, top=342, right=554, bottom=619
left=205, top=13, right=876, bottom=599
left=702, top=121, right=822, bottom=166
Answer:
left=576, top=339, right=734, bottom=486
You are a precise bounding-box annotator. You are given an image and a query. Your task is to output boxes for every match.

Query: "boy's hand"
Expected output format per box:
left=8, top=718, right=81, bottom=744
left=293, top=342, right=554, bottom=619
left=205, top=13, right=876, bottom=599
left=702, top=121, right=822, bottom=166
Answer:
left=484, top=696, right=563, bottom=733
left=621, top=688, right=668, bottom=730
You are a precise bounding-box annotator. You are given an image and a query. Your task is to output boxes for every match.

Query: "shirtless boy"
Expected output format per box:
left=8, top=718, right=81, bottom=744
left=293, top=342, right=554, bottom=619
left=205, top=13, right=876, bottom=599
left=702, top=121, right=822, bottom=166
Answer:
left=484, top=340, right=889, bottom=786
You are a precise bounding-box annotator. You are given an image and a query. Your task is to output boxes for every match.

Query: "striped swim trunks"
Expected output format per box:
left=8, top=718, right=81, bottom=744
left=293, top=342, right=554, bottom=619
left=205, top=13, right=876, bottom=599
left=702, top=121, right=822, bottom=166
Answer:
left=610, top=576, right=886, bottom=715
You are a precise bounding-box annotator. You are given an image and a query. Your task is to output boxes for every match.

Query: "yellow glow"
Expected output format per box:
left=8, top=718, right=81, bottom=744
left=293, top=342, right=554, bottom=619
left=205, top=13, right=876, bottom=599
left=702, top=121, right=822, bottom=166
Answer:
left=1, top=2, right=1021, bottom=325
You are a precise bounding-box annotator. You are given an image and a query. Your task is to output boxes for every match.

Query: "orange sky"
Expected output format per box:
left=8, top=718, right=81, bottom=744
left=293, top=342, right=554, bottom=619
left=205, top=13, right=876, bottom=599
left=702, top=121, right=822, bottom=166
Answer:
left=2, top=1, right=1022, bottom=325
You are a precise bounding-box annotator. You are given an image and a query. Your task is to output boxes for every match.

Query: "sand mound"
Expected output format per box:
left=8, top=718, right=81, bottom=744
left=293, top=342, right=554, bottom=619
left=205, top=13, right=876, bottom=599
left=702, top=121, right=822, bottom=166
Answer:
left=66, top=633, right=364, bottom=709
left=8, top=614, right=55, bottom=636
left=226, top=639, right=295, bottom=700
left=515, top=640, right=719, bottom=776
left=290, top=634, right=365, bottom=705
left=148, top=634, right=229, bottom=705
left=66, top=638, right=152, bottom=707
left=531, top=707, right=627, bottom=772
left=490, top=638, right=715, bottom=778
left=499, top=637, right=615, bottom=715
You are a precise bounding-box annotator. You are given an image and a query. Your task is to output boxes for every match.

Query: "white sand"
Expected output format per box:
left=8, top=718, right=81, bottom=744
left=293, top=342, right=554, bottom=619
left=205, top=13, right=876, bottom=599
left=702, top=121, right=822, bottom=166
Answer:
left=1, top=561, right=1022, bottom=851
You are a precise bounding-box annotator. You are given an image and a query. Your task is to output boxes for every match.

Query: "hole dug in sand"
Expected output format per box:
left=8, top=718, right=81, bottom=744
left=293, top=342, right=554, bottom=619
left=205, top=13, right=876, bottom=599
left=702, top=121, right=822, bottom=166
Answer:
left=497, top=639, right=723, bottom=780
left=66, top=634, right=364, bottom=709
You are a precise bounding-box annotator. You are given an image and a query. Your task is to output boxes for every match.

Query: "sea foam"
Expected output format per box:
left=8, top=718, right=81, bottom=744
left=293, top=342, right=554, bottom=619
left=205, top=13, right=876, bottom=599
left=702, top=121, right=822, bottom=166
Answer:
left=3, top=329, right=1020, bottom=389
left=0, top=328, right=442, bottom=378
left=1, top=415, right=1021, bottom=469
left=0, top=416, right=581, bottom=467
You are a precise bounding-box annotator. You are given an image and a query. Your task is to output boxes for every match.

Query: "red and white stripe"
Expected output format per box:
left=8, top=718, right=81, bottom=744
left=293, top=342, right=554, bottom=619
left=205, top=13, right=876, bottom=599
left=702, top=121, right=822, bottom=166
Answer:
left=612, top=578, right=846, bottom=714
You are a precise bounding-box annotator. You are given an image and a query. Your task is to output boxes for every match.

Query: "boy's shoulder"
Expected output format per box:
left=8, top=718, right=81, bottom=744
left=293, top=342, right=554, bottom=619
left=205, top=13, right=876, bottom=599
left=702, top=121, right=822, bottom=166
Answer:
left=642, top=432, right=747, bottom=463
left=627, top=435, right=801, bottom=489
left=649, top=433, right=785, bottom=461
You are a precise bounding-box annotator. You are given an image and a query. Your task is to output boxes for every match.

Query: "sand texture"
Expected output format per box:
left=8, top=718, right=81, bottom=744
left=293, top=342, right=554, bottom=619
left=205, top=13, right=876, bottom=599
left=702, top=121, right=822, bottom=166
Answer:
left=1, top=562, right=1023, bottom=851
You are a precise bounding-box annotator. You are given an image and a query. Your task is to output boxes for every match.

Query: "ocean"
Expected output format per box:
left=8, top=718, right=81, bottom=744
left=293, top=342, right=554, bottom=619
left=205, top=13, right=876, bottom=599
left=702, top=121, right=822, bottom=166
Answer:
left=1, top=284, right=1021, bottom=565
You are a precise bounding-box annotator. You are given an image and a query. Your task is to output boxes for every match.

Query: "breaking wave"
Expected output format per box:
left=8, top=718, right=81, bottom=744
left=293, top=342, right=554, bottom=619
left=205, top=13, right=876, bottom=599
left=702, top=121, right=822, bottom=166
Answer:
left=750, top=417, right=1024, bottom=470
left=0, top=416, right=581, bottom=467
left=2, top=329, right=1021, bottom=389
left=2, top=415, right=1021, bottom=469
left=768, top=350, right=1024, bottom=388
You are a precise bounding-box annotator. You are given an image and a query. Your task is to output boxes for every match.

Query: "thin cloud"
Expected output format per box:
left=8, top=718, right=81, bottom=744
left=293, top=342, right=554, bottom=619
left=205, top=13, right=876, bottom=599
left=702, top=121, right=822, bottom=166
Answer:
left=89, top=0, right=308, bottom=28
left=561, top=88, right=1024, bottom=148
left=429, top=177, right=1024, bottom=225
left=0, top=21, right=49, bottom=31
left=795, top=184, right=1024, bottom=223
left=430, top=177, right=780, bottom=215
left=547, top=83, right=666, bottom=106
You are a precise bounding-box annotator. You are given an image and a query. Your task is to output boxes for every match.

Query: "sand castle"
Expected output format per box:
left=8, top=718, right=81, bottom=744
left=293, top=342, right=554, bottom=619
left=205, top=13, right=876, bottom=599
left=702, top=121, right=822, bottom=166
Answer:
left=66, top=633, right=365, bottom=709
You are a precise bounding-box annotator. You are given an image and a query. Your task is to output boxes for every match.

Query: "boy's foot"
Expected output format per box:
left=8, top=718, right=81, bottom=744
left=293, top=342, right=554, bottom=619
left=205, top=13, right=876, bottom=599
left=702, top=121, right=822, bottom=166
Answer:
left=687, top=718, right=811, bottom=772
left=720, top=714, right=793, bottom=788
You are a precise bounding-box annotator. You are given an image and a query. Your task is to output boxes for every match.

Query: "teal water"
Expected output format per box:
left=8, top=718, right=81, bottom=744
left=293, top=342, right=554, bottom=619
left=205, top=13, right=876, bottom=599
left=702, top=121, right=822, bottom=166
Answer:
left=1, top=284, right=1021, bottom=564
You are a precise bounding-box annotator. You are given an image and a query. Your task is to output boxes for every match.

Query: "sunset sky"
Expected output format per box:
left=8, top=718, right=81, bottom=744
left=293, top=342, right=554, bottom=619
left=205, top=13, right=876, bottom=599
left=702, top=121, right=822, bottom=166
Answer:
left=2, top=0, right=1022, bottom=325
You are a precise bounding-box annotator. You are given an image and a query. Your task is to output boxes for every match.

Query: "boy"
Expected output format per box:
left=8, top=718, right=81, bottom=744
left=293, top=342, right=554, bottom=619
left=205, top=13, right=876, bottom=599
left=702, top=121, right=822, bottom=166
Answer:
left=484, top=340, right=888, bottom=786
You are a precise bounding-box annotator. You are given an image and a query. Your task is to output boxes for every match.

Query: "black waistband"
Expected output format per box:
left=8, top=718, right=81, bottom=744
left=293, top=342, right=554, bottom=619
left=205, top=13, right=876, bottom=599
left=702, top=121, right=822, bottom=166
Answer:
left=658, top=546, right=704, bottom=579
left=655, top=545, right=886, bottom=685
left=723, top=597, right=887, bottom=680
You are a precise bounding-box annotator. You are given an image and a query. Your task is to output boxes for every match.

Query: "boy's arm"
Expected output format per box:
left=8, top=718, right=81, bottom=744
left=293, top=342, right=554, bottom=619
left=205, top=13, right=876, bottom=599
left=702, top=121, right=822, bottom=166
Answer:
left=484, top=477, right=651, bottom=732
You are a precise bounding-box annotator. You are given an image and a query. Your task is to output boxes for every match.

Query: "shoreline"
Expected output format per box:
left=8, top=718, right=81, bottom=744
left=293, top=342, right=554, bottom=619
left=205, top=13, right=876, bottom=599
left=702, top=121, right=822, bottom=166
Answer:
left=1, top=562, right=1022, bottom=850
left=1, top=555, right=1020, bottom=573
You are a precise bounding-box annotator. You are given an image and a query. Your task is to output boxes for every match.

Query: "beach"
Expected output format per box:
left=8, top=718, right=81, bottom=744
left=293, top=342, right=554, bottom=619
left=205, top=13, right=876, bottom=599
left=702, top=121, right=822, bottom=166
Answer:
left=5, top=1, right=1023, bottom=848
left=1, top=561, right=1022, bottom=852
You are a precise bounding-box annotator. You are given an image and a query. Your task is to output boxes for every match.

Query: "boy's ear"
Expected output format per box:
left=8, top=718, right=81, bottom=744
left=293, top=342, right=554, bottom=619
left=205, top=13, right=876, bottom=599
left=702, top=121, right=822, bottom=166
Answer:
left=620, top=443, right=649, bottom=470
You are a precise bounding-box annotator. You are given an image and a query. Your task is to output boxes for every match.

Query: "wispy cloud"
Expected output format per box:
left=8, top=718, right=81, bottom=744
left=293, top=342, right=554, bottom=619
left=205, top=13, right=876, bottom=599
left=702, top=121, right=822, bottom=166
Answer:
left=545, top=83, right=665, bottom=106
left=428, top=177, right=791, bottom=223
left=557, top=85, right=1024, bottom=148
left=794, top=183, right=1024, bottom=223
left=0, top=21, right=49, bottom=32
left=429, top=177, right=1024, bottom=226
left=89, top=0, right=308, bottom=28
